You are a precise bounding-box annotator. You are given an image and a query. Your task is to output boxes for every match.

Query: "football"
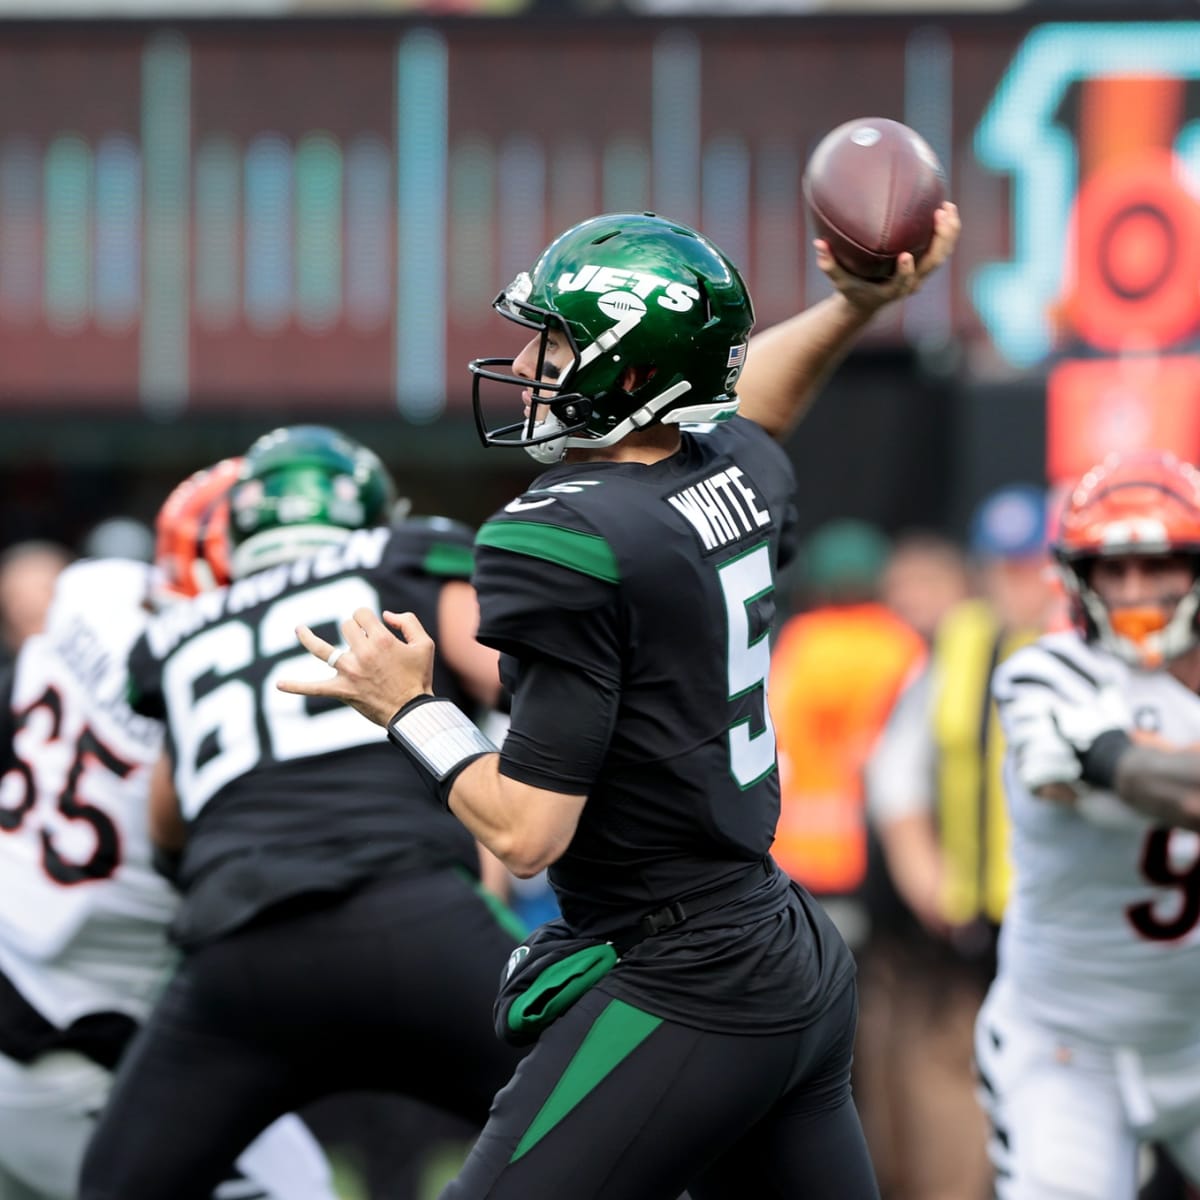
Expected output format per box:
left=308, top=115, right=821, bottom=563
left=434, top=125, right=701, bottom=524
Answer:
left=803, top=117, right=946, bottom=280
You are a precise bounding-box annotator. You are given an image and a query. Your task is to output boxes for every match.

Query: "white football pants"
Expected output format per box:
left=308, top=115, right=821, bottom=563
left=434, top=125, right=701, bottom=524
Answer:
left=975, top=978, right=1200, bottom=1200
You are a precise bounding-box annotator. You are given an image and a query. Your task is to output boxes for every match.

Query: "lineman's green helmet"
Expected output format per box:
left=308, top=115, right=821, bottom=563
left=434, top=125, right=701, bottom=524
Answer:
left=470, top=212, right=755, bottom=464
left=228, top=425, right=396, bottom=578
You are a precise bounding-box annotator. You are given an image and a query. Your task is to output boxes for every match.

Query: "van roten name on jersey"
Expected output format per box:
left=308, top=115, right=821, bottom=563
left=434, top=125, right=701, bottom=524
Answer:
left=667, top=467, right=771, bottom=552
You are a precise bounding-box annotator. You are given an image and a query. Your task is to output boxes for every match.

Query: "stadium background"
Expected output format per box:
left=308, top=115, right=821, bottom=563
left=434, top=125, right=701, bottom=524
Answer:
left=4, top=0, right=1198, bottom=551
left=2, top=1, right=1199, bottom=1196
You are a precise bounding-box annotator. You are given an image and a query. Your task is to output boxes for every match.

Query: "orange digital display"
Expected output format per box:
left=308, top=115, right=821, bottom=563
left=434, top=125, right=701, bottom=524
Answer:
left=1047, top=356, right=1200, bottom=485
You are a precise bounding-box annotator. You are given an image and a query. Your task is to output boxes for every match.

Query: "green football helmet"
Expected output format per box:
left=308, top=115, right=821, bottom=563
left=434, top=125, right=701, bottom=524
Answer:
left=228, top=425, right=397, bottom=579
left=470, top=212, right=755, bottom=464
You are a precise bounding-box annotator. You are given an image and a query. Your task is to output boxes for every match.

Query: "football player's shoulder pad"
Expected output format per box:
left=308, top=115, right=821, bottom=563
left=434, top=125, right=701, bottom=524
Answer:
left=386, top=516, right=477, bottom=582
left=993, top=630, right=1115, bottom=707
left=476, top=474, right=619, bottom=588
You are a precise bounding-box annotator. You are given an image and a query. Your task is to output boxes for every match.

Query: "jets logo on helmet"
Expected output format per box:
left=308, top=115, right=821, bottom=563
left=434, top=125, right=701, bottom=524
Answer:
left=554, top=264, right=702, bottom=314
left=1055, top=449, right=1200, bottom=667
left=228, top=425, right=397, bottom=579
left=470, top=212, right=754, bottom=465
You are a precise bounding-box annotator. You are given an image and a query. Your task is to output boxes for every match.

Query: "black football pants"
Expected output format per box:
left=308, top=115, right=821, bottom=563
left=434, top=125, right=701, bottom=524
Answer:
left=443, top=975, right=880, bottom=1200
left=79, top=869, right=525, bottom=1200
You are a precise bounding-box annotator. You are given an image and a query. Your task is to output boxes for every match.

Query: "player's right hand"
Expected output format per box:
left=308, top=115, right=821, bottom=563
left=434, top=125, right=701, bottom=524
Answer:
left=277, top=607, right=436, bottom=728
left=818, top=201, right=961, bottom=314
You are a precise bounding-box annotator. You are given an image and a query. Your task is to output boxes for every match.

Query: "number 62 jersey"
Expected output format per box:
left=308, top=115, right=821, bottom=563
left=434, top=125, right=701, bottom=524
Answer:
left=126, top=520, right=482, bottom=950
left=993, top=630, right=1200, bottom=1047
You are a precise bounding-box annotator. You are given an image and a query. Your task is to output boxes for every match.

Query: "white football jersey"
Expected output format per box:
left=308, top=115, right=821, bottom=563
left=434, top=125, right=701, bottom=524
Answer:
left=993, top=630, right=1200, bottom=1046
left=0, top=559, right=177, bottom=1028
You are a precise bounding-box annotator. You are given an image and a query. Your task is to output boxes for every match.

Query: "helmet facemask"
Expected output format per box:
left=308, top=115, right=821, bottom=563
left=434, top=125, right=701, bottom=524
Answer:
left=470, top=275, right=595, bottom=465
left=1060, top=551, right=1200, bottom=669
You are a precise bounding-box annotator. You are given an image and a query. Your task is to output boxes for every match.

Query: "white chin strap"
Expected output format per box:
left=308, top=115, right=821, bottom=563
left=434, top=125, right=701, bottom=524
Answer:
left=523, top=415, right=571, bottom=465
left=522, top=380, right=740, bottom=466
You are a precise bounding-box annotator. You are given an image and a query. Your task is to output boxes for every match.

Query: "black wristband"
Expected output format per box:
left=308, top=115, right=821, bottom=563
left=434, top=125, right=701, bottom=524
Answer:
left=1079, top=729, right=1135, bottom=790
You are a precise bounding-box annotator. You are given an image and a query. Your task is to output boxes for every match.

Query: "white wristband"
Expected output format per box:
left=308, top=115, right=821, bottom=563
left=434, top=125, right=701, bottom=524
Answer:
left=387, top=696, right=498, bottom=782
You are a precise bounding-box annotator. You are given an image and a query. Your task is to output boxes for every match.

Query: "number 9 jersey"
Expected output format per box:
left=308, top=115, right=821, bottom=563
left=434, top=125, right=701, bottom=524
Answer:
left=991, top=630, right=1200, bottom=1047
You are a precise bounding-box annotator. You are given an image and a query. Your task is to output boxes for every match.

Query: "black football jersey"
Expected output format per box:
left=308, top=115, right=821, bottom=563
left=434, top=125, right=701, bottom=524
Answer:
left=474, top=417, right=854, bottom=1032
left=128, top=520, right=482, bottom=948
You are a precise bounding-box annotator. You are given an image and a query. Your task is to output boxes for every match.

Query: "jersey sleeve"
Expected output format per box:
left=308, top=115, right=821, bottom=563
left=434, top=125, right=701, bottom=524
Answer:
left=383, top=518, right=477, bottom=582
left=500, top=656, right=620, bottom=794
left=474, top=502, right=622, bottom=686
left=992, top=637, right=1113, bottom=797
left=126, top=631, right=167, bottom=721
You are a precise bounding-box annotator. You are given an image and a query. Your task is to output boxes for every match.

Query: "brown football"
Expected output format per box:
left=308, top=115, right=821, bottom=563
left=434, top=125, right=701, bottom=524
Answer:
left=803, top=117, right=946, bottom=280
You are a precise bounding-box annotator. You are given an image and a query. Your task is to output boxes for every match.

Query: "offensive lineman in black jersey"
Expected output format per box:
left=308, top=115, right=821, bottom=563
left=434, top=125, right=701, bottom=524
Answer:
left=79, top=427, right=524, bottom=1200
left=282, top=208, right=959, bottom=1198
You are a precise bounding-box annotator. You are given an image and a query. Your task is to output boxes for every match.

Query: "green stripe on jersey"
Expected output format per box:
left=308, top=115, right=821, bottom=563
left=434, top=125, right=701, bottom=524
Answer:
left=510, top=998, right=661, bottom=1162
left=476, top=521, right=619, bottom=584
left=422, top=541, right=475, bottom=578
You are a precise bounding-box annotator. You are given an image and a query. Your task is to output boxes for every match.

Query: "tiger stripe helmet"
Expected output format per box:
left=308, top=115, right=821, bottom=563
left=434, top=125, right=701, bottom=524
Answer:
left=1055, top=450, right=1200, bottom=667
left=154, top=457, right=244, bottom=603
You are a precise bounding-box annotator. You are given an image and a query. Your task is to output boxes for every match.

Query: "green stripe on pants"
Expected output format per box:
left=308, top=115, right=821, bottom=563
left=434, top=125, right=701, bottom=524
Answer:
left=511, top=998, right=662, bottom=1163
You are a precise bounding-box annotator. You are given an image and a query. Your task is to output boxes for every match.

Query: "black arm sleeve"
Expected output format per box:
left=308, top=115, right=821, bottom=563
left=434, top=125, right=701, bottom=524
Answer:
left=499, top=657, right=619, bottom=795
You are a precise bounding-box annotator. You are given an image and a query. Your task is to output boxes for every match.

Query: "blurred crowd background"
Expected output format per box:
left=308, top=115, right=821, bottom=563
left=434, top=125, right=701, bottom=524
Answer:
left=3, top=0, right=1200, bottom=1196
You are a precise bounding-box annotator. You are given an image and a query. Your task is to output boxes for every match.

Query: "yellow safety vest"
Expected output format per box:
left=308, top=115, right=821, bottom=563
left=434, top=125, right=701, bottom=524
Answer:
left=932, top=600, right=1037, bottom=925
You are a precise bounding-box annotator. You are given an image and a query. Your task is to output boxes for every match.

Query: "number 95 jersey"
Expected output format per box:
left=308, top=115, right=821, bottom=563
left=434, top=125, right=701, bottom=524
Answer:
left=993, top=630, right=1200, bottom=1047
left=127, top=521, right=481, bottom=949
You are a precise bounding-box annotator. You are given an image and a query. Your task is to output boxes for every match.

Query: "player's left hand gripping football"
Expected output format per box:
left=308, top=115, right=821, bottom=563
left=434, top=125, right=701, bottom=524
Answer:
left=818, top=200, right=961, bottom=314
left=278, top=608, right=435, bottom=728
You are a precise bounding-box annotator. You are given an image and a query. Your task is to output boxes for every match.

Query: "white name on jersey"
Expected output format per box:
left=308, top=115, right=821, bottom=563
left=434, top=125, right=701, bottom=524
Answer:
left=668, top=468, right=770, bottom=551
